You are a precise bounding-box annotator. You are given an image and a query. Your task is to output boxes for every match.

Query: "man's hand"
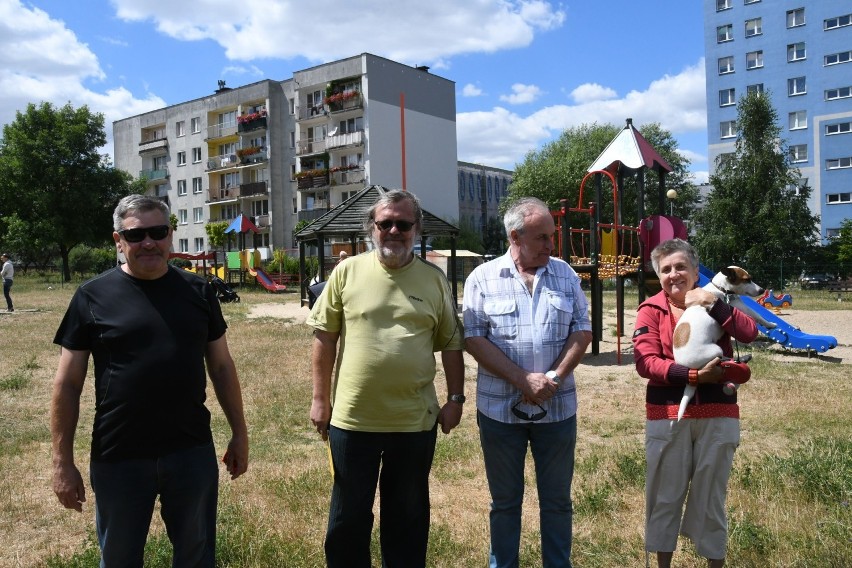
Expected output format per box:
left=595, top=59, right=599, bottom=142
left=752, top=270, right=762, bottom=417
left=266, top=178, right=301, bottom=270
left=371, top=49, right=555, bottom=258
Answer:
left=53, top=462, right=86, bottom=512
left=437, top=402, right=463, bottom=434
left=222, top=433, right=249, bottom=480
left=522, top=372, right=558, bottom=405
left=310, top=399, right=331, bottom=441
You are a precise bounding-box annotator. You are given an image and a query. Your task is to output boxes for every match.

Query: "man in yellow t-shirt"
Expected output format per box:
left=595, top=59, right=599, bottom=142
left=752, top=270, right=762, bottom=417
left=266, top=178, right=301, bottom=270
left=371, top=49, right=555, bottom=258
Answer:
left=307, top=189, right=464, bottom=568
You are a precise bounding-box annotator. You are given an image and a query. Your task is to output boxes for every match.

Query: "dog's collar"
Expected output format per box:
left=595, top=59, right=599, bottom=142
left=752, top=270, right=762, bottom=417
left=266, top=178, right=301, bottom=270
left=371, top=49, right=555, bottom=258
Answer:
left=710, top=282, right=736, bottom=302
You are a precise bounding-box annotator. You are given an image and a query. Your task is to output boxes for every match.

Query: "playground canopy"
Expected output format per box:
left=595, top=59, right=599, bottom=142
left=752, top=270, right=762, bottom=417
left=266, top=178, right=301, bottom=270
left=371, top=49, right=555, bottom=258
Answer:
left=225, top=214, right=260, bottom=234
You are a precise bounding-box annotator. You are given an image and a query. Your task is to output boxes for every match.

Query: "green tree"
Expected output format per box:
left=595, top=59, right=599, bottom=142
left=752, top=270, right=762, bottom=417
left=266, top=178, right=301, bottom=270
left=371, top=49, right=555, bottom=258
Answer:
left=0, top=102, right=139, bottom=281
left=833, top=218, right=852, bottom=276
left=506, top=122, right=698, bottom=228
left=205, top=221, right=229, bottom=270
left=691, top=91, right=820, bottom=287
left=430, top=217, right=484, bottom=253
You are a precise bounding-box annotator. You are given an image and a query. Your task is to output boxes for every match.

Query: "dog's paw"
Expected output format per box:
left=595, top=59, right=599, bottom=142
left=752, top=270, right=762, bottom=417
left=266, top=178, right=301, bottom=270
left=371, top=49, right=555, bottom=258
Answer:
left=685, top=288, right=716, bottom=309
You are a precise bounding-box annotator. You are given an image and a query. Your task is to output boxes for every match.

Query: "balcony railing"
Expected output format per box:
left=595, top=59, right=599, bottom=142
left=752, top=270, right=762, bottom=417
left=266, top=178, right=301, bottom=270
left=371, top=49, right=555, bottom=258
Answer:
left=297, top=173, right=330, bottom=190
left=138, top=138, right=168, bottom=154
left=296, top=138, right=327, bottom=155
left=207, top=154, right=239, bottom=171
left=297, top=105, right=327, bottom=121
left=140, top=168, right=168, bottom=181
left=237, top=147, right=268, bottom=164
left=326, top=92, right=363, bottom=113
left=208, top=186, right=239, bottom=202
left=240, top=181, right=268, bottom=197
left=330, top=168, right=365, bottom=186
left=207, top=123, right=237, bottom=139
left=326, top=130, right=364, bottom=151
left=238, top=116, right=267, bottom=133
left=255, top=214, right=270, bottom=228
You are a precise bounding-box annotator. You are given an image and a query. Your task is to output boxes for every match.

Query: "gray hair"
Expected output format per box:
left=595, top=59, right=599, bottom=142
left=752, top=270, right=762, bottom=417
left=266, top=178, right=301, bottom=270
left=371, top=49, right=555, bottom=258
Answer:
left=364, top=189, right=423, bottom=239
left=113, top=194, right=170, bottom=231
left=503, top=197, right=550, bottom=237
left=650, top=238, right=699, bottom=275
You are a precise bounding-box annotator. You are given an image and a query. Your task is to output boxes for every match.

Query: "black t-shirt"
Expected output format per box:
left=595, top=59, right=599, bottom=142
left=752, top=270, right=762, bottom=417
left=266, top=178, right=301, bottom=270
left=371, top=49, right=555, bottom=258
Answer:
left=54, top=266, right=228, bottom=461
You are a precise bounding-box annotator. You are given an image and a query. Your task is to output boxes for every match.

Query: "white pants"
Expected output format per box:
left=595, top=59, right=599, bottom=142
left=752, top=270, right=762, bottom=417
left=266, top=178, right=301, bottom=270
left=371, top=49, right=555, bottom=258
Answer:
left=645, top=417, right=739, bottom=559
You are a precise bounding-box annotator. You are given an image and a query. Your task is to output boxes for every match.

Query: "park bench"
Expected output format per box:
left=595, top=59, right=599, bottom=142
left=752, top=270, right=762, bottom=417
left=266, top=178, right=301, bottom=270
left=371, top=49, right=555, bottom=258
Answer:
left=827, top=279, right=852, bottom=301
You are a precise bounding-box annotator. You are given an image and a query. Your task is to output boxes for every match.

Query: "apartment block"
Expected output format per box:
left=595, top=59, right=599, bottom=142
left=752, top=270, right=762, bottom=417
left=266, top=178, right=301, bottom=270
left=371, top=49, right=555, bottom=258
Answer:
left=112, top=53, right=459, bottom=256
left=457, top=161, right=513, bottom=238
left=704, top=0, right=852, bottom=242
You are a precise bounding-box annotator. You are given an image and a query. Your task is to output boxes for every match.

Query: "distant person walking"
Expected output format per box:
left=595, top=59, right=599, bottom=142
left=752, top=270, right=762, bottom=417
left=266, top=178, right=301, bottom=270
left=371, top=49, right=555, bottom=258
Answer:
left=1, top=253, right=13, bottom=312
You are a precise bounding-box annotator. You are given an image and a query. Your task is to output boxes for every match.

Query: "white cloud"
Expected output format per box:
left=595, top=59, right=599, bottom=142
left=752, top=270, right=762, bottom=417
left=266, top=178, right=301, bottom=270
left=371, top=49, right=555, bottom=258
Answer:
left=457, top=60, right=707, bottom=170
left=499, top=83, right=543, bottom=105
left=111, top=0, right=567, bottom=66
left=570, top=83, right=617, bottom=104
left=0, top=0, right=164, bottom=152
left=462, top=83, right=484, bottom=97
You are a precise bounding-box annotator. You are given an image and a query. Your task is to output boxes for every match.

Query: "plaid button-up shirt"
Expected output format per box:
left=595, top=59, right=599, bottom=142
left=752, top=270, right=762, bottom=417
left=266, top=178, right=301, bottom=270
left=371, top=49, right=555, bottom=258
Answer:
left=463, top=252, right=591, bottom=424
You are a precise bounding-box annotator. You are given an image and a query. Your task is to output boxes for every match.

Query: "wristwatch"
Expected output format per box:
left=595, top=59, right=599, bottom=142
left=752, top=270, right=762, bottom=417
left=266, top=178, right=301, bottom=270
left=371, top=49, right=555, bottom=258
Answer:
left=448, top=393, right=466, bottom=404
left=545, top=370, right=561, bottom=385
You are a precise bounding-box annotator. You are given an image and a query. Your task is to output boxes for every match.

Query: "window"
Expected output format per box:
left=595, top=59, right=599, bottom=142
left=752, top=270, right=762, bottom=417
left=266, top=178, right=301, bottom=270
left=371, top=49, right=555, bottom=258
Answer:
left=191, top=117, right=200, bottom=133
left=177, top=179, right=187, bottom=196
left=789, top=145, right=808, bottom=163
left=824, top=14, right=851, bottom=30
left=178, top=209, right=188, bottom=225
left=747, top=83, right=764, bottom=94
left=192, top=177, right=203, bottom=194
left=192, top=147, right=202, bottom=163
left=717, top=24, right=733, bottom=43
left=787, top=8, right=805, bottom=28
left=176, top=121, right=185, bottom=137
left=252, top=199, right=269, bottom=216
left=289, top=98, right=295, bottom=114
left=178, top=239, right=189, bottom=253
left=744, top=0, right=760, bottom=4
left=716, top=0, right=731, bottom=10
left=720, top=88, right=736, bottom=106
left=194, top=238, right=205, bottom=252
left=788, top=77, right=806, bottom=96
left=177, top=151, right=186, bottom=166
left=826, top=193, right=852, bottom=204
left=718, top=56, right=735, bottom=74
left=745, top=18, right=762, bottom=37
left=746, top=50, right=764, bottom=69
left=826, top=86, right=852, bottom=100
left=289, top=131, right=295, bottom=148
left=826, top=157, right=852, bottom=170
left=826, top=121, right=852, bottom=135
left=788, top=42, right=806, bottom=62
left=789, top=111, right=807, bottom=130
left=720, top=121, right=736, bottom=138
left=825, top=51, right=852, bottom=66
left=193, top=207, right=204, bottom=223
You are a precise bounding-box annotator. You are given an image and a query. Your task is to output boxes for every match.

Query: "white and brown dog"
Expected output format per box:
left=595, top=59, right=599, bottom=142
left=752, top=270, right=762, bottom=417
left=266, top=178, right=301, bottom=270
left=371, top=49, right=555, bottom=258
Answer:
left=673, top=266, right=776, bottom=421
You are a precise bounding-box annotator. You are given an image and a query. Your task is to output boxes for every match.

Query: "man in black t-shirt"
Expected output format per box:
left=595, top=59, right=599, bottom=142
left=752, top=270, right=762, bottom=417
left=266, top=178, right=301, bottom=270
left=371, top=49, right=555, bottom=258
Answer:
left=50, top=194, right=249, bottom=567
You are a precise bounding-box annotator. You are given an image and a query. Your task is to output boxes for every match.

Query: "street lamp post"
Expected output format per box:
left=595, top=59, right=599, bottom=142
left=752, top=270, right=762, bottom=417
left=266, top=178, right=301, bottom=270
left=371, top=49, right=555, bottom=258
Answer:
left=666, top=189, right=678, bottom=216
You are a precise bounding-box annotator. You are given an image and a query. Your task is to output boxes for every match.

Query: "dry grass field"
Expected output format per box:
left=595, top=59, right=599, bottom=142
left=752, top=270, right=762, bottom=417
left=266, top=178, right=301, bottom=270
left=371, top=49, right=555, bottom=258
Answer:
left=0, top=276, right=849, bottom=567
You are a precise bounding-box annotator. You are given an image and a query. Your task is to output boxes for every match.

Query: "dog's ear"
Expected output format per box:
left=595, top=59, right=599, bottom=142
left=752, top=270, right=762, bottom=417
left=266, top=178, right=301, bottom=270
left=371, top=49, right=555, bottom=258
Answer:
left=721, top=266, right=739, bottom=283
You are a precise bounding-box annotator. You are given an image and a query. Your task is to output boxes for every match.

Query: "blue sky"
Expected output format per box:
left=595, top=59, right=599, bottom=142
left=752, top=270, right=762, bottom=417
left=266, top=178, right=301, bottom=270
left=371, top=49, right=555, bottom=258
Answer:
left=2, top=0, right=709, bottom=182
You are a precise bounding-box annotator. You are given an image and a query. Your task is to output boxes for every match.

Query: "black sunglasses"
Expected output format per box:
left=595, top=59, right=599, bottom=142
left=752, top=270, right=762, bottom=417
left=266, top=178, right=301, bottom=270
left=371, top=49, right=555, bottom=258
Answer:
left=374, top=219, right=416, bottom=232
left=511, top=399, right=547, bottom=422
left=119, top=225, right=171, bottom=243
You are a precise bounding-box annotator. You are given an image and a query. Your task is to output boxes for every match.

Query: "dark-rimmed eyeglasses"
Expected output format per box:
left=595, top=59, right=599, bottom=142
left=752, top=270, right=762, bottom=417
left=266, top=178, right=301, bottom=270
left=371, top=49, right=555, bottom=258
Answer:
left=511, top=399, right=547, bottom=421
left=119, top=225, right=170, bottom=243
left=374, top=219, right=415, bottom=232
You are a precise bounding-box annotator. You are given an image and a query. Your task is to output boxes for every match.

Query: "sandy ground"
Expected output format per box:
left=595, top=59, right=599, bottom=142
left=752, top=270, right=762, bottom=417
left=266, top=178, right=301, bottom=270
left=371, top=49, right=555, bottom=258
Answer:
left=248, top=302, right=852, bottom=377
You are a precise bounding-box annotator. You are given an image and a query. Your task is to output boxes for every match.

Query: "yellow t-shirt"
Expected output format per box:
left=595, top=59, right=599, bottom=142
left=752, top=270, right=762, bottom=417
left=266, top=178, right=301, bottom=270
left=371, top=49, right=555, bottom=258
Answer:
left=307, top=251, right=463, bottom=432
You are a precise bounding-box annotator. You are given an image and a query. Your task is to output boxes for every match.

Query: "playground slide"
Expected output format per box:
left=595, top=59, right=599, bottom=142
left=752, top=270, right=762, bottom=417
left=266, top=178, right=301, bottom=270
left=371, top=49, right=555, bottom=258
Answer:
left=248, top=267, right=287, bottom=293
left=698, top=264, right=837, bottom=353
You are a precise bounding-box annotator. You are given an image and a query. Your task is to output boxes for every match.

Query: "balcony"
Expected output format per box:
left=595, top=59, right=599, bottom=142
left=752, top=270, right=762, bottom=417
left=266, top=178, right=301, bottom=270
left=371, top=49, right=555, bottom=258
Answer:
left=298, top=207, right=330, bottom=222
left=140, top=168, right=168, bottom=182
left=325, top=91, right=363, bottom=113
left=237, top=112, right=267, bottom=133
left=296, top=171, right=330, bottom=190
left=239, top=180, right=268, bottom=197
left=330, top=167, right=365, bottom=186
left=207, top=153, right=239, bottom=171
left=207, top=123, right=238, bottom=140
left=255, top=214, right=270, bottom=228
left=138, top=137, right=168, bottom=155
left=297, top=104, right=327, bottom=121
left=326, top=130, right=364, bottom=151
left=237, top=146, right=268, bottom=164
left=297, top=138, right=327, bottom=156
left=208, top=186, right=239, bottom=202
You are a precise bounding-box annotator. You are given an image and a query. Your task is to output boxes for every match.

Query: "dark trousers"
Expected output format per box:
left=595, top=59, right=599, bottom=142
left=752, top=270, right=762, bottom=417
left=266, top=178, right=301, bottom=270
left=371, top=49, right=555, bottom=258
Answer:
left=325, top=425, right=438, bottom=568
left=2, top=278, right=11, bottom=311
left=89, top=442, right=219, bottom=568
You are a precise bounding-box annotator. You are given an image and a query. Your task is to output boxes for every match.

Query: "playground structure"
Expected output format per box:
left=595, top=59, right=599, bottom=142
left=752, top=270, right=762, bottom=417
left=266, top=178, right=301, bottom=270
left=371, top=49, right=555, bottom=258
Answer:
left=554, top=119, right=837, bottom=362
left=170, top=249, right=288, bottom=293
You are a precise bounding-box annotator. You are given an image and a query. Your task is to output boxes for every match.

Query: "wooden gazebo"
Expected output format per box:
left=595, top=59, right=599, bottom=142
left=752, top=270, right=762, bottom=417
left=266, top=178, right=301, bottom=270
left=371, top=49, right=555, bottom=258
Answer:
left=294, top=185, right=461, bottom=305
